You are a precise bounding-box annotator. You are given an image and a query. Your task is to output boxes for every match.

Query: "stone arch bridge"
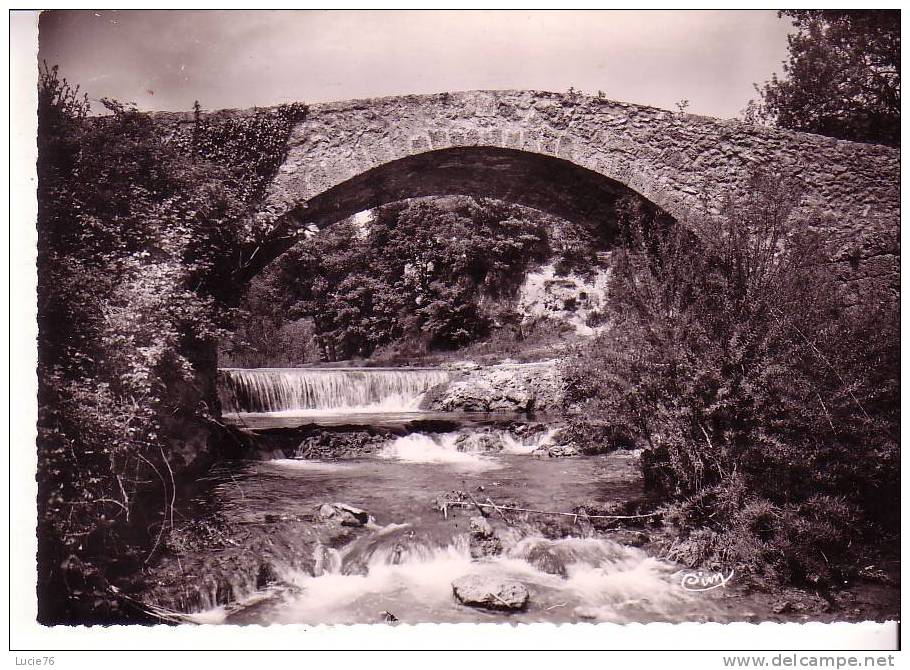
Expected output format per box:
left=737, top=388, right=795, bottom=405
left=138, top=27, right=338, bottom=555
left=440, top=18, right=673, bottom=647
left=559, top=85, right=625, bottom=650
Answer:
left=154, top=89, right=899, bottom=439
left=222, top=89, right=898, bottom=298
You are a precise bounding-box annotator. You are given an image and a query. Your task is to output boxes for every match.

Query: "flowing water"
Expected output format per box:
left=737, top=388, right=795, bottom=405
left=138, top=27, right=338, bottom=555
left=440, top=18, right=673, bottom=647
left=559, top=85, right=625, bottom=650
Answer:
left=153, top=366, right=729, bottom=625
left=219, top=367, right=451, bottom=414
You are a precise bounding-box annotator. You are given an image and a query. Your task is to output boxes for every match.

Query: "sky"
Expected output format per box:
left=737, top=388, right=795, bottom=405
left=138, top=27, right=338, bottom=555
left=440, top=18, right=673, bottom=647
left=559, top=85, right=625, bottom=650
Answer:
left=37, top=10, right=794, bottom=120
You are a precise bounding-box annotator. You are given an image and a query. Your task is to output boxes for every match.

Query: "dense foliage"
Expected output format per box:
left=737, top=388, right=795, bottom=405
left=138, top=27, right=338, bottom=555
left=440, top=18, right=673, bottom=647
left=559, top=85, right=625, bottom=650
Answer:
left=562, top=174, right=899, bottom=585
left=747, top=10, right=900, bottom=147
left=36, top=63, right=305, bottom=622
left=224, top=196, right=610, bottom=363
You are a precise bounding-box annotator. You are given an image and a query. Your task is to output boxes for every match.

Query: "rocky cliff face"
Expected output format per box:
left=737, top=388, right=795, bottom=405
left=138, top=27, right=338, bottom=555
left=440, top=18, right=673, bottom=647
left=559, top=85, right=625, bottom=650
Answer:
left=513, top=262, right=611, bottom=336
left=421, top=361, right=562, bottom=413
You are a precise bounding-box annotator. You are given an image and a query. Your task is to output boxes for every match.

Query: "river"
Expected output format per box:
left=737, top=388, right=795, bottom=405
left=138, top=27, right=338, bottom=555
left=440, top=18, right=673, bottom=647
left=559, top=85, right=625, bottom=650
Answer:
left=142, top=367, right=883, bottom=625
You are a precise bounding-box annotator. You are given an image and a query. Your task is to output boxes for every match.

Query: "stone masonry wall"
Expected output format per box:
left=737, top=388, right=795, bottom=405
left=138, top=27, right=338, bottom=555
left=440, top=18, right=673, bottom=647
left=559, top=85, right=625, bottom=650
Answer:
left=156, top=90, right=899, bottom=298
left=263, top=90, right=898, bottom=299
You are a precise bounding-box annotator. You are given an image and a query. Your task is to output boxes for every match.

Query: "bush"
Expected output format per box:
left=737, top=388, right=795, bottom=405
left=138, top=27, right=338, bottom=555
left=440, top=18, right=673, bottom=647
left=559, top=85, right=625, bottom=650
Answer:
left=36, top=65, right=306, bottom=622
left=562, top=176, right=899, bottom=585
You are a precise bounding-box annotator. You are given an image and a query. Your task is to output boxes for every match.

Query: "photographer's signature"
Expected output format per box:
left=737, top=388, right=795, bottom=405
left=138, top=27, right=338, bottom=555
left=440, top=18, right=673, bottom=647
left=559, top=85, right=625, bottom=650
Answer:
left=678, top=568, right=734, bottom=591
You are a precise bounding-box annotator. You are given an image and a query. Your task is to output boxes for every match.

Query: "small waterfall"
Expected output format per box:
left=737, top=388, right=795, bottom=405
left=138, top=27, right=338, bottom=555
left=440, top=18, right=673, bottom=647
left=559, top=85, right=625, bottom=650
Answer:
left=379, top=433, right=495, bottom=468
left=219, top=367, right=451, bottom=414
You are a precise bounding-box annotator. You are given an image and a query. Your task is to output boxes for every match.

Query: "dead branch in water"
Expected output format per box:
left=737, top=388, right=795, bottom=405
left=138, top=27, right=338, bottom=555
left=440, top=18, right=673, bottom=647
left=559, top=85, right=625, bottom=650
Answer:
left=105, top=584, right=191, bottom=625
left=485, top=497, right=512, bottom=525
left=461, top=482, right=490, bottom=518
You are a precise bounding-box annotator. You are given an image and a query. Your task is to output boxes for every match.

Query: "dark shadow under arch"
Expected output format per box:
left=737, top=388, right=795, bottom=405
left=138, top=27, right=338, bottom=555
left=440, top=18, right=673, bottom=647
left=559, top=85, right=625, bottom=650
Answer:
left=237, top=146, right=671, bottom=283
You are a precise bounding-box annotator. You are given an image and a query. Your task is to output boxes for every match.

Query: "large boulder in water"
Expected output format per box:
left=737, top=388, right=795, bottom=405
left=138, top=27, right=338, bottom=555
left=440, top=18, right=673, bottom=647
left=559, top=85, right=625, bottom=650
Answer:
left=452, top=574, right=530, bottom=611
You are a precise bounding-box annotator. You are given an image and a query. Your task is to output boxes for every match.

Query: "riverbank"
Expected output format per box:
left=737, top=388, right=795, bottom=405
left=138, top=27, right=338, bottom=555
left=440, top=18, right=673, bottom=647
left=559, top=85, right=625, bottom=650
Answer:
left=49, top=352, right=898, bottom=627
left=136, top=442, right=899, bottom=625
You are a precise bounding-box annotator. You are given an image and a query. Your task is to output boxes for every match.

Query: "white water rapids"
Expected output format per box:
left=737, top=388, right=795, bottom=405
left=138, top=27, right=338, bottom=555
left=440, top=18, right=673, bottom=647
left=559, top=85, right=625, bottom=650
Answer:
left=161, top=365, right=726, bottom=625
left=378, top=429, right=558, bottom=468
left=186, top=519, right=701, bottom=625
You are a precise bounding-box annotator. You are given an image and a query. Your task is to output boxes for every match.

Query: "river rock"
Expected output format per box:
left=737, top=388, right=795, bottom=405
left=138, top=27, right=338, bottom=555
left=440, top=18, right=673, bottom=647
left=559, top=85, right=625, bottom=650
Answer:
left=469, top=516, right=493, bottom=538
left=452, top=575, right=530, bottom=611
left=454, top=432, right=503, bottom=453
left=468, top=516, right=502, bottom=557
left=532, top=443, right=580, bottom=458
left=772, top=600, right=794, bottom=615
left=470, top=535, right=503, bottom=558
left=256, top=562, right=280, bottom=588
left=523, top=544, right=568, bottom=578
left=609, top=529, right=650, bottom=547
left=296, top=430, right=386, bottom=460
left=317, top=502, right=371, bottom=527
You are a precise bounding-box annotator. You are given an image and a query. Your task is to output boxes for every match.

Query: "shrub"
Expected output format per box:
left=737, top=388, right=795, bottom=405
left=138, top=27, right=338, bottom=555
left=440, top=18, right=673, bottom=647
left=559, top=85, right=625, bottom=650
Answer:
left=251, top=196, right=561, bottom=360
left=36, top=65, right=307, bottom=622
left=562, top=175, right=898, bottom=585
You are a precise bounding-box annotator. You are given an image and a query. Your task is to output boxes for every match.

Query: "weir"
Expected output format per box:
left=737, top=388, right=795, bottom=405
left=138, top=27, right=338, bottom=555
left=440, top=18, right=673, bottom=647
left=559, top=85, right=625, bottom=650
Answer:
left=157, top=366, right=721, bottom=624
left=218, top=367, right=451, bottom=414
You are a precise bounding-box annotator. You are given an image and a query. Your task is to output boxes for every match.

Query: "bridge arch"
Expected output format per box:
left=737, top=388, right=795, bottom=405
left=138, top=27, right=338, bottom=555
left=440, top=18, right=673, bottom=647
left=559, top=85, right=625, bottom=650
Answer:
left=240, top=145, right=672, bottom=281
left=227, top=89, right=896, bottom=293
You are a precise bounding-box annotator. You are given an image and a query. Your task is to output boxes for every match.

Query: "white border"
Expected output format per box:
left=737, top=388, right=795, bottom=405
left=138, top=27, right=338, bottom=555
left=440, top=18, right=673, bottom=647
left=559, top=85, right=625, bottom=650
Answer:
left=7, top=7, right=902, bottom=656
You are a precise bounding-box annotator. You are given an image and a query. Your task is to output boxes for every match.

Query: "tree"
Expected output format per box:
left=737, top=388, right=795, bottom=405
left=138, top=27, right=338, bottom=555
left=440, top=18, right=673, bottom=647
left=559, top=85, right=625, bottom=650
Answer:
left=749, top=10, right=899, bottom=147
left=236, top=196, right=572, bottom=361
left=36, top=64, right=308, bottom=622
